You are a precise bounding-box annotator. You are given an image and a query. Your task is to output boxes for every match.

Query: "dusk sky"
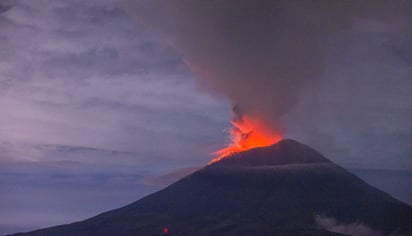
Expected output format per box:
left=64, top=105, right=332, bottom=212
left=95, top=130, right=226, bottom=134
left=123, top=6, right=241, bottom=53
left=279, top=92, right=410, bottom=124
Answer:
left=0, top=0, right=411, bottom=235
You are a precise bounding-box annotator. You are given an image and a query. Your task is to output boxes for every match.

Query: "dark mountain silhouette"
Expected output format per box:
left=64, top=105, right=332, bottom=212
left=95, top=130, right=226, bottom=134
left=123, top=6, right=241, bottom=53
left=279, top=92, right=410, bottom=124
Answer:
left=11, top=139, right=412, bottom=236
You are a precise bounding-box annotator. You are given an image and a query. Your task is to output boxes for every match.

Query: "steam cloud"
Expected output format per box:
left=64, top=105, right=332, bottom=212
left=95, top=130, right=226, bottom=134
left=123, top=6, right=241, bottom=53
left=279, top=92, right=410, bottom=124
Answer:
left=124, top=0, right=412, bottom=135
left=315, top=215, right=384, bottom=236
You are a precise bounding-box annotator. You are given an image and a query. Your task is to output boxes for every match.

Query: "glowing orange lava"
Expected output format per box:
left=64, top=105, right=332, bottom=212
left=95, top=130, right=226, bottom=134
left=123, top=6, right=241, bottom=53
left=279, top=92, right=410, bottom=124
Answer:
left=209, top=115, right=282, bottom=164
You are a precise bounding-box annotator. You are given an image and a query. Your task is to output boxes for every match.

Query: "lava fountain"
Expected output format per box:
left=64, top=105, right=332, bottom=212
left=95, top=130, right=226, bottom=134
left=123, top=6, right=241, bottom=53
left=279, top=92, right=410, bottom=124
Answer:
left=209, top=106, right=282, bottom=164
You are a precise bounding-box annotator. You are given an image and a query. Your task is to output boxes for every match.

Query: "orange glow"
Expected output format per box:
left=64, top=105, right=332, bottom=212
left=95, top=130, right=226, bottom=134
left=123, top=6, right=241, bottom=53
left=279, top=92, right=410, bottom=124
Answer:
left=209, top=115, right=281, bottom=164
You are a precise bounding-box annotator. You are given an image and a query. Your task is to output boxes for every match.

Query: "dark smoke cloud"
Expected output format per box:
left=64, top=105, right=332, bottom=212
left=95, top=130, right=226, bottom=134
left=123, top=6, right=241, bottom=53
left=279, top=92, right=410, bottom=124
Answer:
left=124, top=0, right=412, bottom=135
left=0, top=0, right=12, bottom=14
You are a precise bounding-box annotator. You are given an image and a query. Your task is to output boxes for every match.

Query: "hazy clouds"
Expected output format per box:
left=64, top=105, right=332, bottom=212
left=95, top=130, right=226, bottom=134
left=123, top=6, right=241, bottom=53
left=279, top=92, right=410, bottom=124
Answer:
left=0, top=0, right=226, bottom=233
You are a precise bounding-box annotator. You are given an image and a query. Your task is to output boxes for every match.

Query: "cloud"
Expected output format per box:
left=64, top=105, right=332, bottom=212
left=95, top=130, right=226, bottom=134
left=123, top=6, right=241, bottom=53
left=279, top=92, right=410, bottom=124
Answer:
left=0, top=1, right=227, bottom=233
left=0, top=0, right=228, bottom=162
left=140, top=166, right=199, bottom=187
left=0, top=0, right=12, bottom=14
left=315, top=215, right=383, bottom=236
left=281, top=31, right=412, bottom=169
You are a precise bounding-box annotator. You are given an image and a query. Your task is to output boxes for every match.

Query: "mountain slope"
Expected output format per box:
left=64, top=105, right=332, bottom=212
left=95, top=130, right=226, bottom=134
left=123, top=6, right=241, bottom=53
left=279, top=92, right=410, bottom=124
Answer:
left=12, top=140, right=412, bottom=236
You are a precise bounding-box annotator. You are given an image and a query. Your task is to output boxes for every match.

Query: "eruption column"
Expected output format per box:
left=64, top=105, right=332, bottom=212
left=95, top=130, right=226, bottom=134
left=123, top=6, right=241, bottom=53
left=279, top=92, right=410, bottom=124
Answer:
left=210, top=105, right=282, bottom=164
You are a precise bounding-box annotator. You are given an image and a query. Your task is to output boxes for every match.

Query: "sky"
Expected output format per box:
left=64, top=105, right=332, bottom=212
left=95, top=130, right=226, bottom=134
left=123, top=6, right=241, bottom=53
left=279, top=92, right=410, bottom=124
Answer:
left=0, top=0, right=411, bottom=234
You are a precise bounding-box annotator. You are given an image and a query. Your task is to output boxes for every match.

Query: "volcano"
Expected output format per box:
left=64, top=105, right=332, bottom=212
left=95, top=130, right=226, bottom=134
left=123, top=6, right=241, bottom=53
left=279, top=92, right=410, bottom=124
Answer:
left=11, top=140, right=412, bottom=236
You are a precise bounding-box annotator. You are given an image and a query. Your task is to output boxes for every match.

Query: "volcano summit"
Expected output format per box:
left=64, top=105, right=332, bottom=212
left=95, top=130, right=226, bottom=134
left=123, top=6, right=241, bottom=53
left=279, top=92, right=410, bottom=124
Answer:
left=12, top=140, right=412, bottom=236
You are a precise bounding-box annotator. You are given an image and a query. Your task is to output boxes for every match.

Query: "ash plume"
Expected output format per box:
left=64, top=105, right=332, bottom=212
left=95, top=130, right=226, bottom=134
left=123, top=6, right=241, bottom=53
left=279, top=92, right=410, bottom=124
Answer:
left=123, top=0, right=412, bottom=134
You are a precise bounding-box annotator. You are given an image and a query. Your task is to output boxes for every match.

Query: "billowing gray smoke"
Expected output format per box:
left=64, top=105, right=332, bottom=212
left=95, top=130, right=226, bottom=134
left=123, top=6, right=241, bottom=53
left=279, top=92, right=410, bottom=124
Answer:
left=123, top=0, right=412, bottom=135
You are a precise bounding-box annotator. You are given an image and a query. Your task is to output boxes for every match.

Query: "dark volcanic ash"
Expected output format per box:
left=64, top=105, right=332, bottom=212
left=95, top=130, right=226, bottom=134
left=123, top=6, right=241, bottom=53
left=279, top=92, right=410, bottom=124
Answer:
left=123, top=1, right=412, bottom=152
